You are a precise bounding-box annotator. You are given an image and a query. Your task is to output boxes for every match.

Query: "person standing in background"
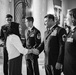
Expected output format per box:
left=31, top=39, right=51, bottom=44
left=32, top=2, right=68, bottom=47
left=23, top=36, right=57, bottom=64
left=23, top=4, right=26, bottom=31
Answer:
left=0, top=14, right=13, bottom=75
left=23, top=16, right=41, bottom=75
left=0, top=14, right=20, bottom=75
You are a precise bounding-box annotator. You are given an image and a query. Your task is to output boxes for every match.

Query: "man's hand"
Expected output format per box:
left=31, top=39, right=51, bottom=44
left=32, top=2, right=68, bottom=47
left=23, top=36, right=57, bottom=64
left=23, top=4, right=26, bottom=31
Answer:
left=0, top=40, right=4, bottom=47
left=27, top=49, right=39, bottom=55
left=28, top=49, right=33, bottom=54
left=55, top=62, right=62, bottom=70
left=32, top=49, right=39, bottom=55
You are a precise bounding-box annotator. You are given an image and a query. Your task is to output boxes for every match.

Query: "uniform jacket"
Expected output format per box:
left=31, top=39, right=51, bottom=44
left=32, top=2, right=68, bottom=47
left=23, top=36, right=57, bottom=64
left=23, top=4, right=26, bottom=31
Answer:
left=64, top=27, right=76, bottom=75
left=24, top=26, right=41, bottom=59
left=38, top=25, right=66, bottom=65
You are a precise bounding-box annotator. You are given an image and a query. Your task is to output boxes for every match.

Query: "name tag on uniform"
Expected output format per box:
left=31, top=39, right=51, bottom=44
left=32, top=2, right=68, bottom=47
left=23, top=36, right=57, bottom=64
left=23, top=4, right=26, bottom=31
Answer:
left=67, top=37, right=73, bottom=42
left=51, top=29, right=57, bottom=36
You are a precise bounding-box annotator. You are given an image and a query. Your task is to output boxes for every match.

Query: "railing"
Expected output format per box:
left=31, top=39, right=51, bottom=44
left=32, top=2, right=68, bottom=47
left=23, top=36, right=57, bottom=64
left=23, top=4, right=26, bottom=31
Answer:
left=14, top=0, right=28, bottom=22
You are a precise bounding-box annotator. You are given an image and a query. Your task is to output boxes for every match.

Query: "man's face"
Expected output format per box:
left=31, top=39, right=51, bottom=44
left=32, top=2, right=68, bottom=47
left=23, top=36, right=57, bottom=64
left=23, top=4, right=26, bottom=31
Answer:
left=19, top=25, right=22, bottom=35
left=25, top=19, right=33, bottom=28
left=44, top=17, right=54, bottom=29
left=6, top=17, right=12, bottom=24
left=25, top=19, right=29, bottom=27
left=66, top=12, right=72, bottom=27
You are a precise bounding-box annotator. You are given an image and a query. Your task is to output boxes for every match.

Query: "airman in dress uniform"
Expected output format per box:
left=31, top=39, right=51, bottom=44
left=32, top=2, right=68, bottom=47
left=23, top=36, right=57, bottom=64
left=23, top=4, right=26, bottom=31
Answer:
left=0, top=14, right=20, bottom=75
left=32, top=14, right=66, bottom=75
left=0, top=14, right=13, bottom=75
left=23, top=17, right=41, bottom=75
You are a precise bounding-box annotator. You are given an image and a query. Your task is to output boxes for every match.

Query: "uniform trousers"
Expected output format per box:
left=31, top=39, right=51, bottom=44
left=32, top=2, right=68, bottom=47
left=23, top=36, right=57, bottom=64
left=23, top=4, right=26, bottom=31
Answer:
left=45, top=65, right=61, bottom=75
left=3, top=47, right=8, bottom=75
left=26, top=58, right=40, bottom=75
left=8, top=54, right=23, bottom=75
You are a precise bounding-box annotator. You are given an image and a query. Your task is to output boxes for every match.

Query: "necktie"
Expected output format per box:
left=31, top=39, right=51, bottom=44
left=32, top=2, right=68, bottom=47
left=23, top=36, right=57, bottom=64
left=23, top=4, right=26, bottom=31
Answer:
left=27, top=30, right=30, bottom=37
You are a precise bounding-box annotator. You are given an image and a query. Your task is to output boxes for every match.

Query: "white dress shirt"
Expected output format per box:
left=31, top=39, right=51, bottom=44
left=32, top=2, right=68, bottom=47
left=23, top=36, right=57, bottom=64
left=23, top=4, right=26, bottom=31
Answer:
left=6, top=34, right=27, bottom=60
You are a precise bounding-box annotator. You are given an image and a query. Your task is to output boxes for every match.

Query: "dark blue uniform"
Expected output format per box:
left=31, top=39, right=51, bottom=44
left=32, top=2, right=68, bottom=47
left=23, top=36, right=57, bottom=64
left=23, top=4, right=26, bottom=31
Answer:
left=64, top=27, right=76, bottom=75
left=23, top=26, right=41, bottom=75
left=0, top=22, right=20, bottom=75
left=37, top=25, right=66, bottom=75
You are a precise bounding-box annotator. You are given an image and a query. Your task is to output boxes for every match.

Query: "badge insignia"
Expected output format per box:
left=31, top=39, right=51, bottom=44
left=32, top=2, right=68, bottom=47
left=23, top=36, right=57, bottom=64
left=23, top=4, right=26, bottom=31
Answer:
left=37, top=33, right=41, bottom=39
left=30, top=30, right=35, bottom=37
left=67, top=37, right=73, bottom=42
left=51, top=29, right=57, bottom=36
left=30, top=34, right=34, bottom=37
left=62, top=34, right=66, bottom=41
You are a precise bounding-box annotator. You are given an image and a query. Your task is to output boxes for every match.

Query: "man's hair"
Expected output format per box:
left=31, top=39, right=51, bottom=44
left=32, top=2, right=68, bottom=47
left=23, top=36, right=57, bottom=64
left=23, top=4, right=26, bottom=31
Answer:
left=6, top=14, right=13, bottom=18
left=26, top=17, right=34, bottom=23
left=44, top=14, right=55, bottom=21
left=69, top=8, right=76, bottom=26
left=69, top=8, right=76, bottom=20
